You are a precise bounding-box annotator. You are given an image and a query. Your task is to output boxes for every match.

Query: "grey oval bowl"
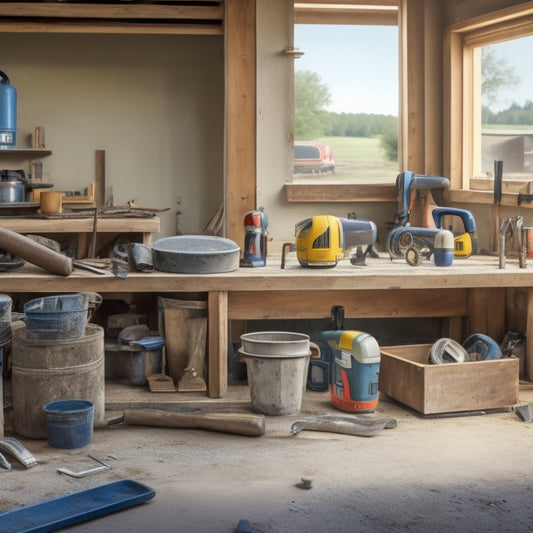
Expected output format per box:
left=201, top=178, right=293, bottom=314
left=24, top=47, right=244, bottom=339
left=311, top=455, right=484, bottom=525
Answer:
left=240, top=331, right=310, bottom=357
left=152, top=235, right=240, bottom=274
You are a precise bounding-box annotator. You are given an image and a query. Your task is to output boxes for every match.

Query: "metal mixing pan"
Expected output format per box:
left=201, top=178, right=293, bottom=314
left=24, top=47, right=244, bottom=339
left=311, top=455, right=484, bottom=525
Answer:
left=152, top=235, right=240, bottom=274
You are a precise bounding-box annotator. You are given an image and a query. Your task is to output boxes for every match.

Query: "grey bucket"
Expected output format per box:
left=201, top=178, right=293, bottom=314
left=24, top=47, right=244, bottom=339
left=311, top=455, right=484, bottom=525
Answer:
left=22, top=292, right=101, bottom=340
left=240, top=332, right=310, bottom=416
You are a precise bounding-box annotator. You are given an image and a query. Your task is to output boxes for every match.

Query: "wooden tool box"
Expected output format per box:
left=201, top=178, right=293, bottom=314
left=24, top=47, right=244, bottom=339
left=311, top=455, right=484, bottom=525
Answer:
left=379, top=344, right=519, bottom=415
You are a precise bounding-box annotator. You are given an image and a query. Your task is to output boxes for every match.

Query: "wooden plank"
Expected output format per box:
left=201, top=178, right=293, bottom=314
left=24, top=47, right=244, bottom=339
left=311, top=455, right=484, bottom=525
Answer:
left=295, top=11, right=397, bottom=25
left=225, top=0, right=256, bottom=246
left=404, top=0, right=425, bottom=173
left=447, top=188, right=521, bottom=207
left=0, top=216, right=159, bottom=234
left=208, top=291, right=228, bottom=398
left=423, top=0, right=443, bottom=175
left=95, top=150, right=105, bottom=208
left=526, top=287, right=533, bottom=381
left=443, top=30, right=464, bottom=187
left=379, top=344, right=426, bottom=413
left=449, top=2, right=533, bottom=34
left=467, top=287, right=505, bottom=340
left=228, top=288, right=469, bottom=320
left=162, top=300, right=208, bottom=388
left=284, top=183, right=397, bottom=202
left=0, top=21, right=222, bottom=35
left=0, top=3, right=223, bottom=20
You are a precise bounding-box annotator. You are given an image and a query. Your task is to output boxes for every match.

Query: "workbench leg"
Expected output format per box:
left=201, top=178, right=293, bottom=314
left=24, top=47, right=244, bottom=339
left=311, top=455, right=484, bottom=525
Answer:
left=208, top=291, right=228, bottom=398
left=526, top=288, right=533, bottom=381
left=77, top=233, right=90, bottom=259
left=467, top=287, right=505, bottom=341
left=142, top=232, right=153, bottom=246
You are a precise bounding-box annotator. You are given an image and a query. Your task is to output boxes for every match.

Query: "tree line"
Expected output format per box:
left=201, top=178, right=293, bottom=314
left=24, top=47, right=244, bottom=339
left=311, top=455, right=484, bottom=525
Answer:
left=483, top=101, right=533, bottom=126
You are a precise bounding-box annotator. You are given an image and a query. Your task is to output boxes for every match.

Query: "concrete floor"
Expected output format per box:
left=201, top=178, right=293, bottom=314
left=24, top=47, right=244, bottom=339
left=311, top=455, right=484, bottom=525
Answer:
left=1, top=385, right=533, bottom=533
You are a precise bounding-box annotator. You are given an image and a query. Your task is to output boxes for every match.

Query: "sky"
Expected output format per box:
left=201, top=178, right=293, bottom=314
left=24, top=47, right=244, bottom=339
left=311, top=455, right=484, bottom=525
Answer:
left=484, top=35, right=533, bottom=112
left=294, top=25, right=533, bottom=116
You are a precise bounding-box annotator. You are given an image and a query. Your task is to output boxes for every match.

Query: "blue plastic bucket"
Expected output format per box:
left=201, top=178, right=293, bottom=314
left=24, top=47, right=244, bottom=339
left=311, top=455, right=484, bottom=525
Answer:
left=43, top=400, right=94, bottom=449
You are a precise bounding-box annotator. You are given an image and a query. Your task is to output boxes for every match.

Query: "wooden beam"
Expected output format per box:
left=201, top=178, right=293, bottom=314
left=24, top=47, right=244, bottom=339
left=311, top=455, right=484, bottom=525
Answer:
left=284, top=183, right=397, bottom=202
left=295, top=11, right=397, bottom=25
left=228, top=288, right=469, bottom=320
left=208, top=291, right=228, bottom=398
left=423, top=0, right=443, bottom=175
left=401, top=0, right=425, bottom=174
left=0, top=21, right=222, bottom=35
left=449, top=1, right=533, bottom=34
left=225, top=0, right=256, bottom=245
left=526, top=287, right=533, bottom=381
left=443, top=30, right=463, bottom=187
left=0, top=3, right=223, bottom=20
left=295, top=0, right=398, bottom=5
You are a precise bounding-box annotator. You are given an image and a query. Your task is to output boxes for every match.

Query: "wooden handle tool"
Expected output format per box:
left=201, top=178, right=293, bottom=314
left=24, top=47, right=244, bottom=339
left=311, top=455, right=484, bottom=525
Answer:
left=0, top=225, right=72, bottom=276
left=123, top=409, right=265, bottom=437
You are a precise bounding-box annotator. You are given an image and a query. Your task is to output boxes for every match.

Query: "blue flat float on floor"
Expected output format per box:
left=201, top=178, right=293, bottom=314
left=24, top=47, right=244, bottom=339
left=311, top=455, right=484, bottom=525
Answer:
left=0, top=479, right=156, bottom=533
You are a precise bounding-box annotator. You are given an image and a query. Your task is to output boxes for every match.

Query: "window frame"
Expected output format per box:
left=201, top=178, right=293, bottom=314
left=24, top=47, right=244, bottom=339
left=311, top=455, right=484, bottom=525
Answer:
left=446, top=2, right=533, bottom=206
left=285, top=1, right=399, bottom=203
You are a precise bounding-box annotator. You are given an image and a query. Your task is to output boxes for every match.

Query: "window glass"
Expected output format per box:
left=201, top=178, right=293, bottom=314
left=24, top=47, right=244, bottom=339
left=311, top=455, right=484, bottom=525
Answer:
left=480, top=35, right=533, bottom=180
left=292, top=24, right=399, bottom=184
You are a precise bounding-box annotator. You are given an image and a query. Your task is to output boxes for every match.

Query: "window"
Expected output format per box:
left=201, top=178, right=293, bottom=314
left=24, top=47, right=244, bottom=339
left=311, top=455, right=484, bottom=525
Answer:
left=292, top=23, right=399, bottom=185
left=286, top=2, right=400, bottom=202
left=448, top=5, right=533, bottom=196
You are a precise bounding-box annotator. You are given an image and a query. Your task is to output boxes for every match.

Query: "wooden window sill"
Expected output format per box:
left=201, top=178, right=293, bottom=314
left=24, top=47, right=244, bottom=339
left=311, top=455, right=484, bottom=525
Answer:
left=447, top=188, right=533, bottom=208
left=284, top=183, right=397, bottom=203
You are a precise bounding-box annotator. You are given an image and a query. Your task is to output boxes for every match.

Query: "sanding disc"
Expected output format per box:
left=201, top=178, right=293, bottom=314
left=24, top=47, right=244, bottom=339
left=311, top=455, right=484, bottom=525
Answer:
left=429, top=338, right=469, bottom=365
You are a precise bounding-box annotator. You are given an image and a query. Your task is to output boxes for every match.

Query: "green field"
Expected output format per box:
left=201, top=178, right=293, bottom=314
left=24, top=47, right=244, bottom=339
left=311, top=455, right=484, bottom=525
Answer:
left=293, top=136, right=398, bottom=183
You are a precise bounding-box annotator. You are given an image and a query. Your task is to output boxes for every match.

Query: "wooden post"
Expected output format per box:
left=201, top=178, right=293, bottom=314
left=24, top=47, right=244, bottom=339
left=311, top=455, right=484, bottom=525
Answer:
left=95, top=150, right=105, bottom=207
left=225, top=0, right=256, bottom=246
left=526, top=287, right=533, bottom=381
left=208, top=291, right=228, bottom=398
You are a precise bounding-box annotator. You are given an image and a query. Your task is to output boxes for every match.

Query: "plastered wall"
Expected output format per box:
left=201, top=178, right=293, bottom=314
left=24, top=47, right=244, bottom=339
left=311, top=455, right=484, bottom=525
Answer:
left=0, top=32, right=224, bottom=239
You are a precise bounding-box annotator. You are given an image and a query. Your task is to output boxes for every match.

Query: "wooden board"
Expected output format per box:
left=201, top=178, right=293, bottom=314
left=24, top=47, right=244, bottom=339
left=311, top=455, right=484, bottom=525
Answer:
left=379, top=344, right=519, bottom=414
left=162, top=299, right=207, bottom=385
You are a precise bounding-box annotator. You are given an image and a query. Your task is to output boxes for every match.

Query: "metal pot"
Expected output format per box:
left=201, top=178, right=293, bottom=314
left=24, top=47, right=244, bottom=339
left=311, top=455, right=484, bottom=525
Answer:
left=0, top=181, right=25, bottom=202
left=152, top=235, right=240, bottom=274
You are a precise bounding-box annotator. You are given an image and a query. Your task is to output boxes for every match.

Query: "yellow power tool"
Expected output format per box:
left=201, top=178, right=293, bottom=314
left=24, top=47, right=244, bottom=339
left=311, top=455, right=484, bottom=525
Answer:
left=294, top=215, right=377, bottom=268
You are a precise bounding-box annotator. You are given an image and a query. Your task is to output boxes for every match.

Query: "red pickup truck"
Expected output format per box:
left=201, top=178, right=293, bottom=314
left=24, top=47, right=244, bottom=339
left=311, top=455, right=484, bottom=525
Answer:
left=293, top=141, right=335, bottom=174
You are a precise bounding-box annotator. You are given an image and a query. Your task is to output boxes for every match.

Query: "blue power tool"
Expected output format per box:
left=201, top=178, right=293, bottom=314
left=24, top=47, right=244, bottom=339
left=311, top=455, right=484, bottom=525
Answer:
left=309, top=329, right=381, bottom=413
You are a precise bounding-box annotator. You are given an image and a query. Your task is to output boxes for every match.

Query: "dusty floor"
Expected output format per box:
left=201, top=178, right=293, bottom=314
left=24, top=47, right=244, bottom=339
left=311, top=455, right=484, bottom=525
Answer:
left=1, top=385, right=533, bottom=533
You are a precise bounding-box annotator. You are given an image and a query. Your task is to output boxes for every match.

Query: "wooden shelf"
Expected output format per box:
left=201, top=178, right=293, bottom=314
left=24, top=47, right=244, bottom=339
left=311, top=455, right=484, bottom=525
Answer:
left=0, top=149, right=51, bottom=157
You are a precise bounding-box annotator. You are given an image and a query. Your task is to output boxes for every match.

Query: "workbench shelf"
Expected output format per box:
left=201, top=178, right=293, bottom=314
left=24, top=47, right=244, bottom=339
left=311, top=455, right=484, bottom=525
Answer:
left=0, top=149, right=51, bottom=157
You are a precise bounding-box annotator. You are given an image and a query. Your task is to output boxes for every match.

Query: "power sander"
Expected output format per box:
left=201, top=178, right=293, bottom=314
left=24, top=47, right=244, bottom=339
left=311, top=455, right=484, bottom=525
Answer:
left=294, top=214, right=377, bottom=267
left=386, top=171, right=478, bottom=265
left=310, top=329, right=381, bottom=413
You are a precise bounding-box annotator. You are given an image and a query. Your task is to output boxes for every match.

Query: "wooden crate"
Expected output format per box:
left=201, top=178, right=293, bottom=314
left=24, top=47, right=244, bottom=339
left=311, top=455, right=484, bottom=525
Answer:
left=379, top=344, right=519, bottom=415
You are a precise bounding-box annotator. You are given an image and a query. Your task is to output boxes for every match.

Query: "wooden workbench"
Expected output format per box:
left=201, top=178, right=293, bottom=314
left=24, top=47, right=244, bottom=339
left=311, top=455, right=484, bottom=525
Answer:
left=0, top=252, right=532, bottom=398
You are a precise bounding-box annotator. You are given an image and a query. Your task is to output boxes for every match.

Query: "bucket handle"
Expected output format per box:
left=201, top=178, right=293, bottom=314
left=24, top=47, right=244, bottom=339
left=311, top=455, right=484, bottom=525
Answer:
left=0, top=71, right=10, bottom=85
left=85, top=292, right=103, bottom=323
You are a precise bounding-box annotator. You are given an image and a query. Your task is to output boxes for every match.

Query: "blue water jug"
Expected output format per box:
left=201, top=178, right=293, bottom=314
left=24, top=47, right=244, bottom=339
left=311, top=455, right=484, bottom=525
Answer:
left=0, top=70, right=16, bottom=149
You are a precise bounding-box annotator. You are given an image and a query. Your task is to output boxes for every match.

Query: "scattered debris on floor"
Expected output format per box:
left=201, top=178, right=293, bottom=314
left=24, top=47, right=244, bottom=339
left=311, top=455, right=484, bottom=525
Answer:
left=514, top=403, right=532, bottom=422
left=295, top=478, right=313, bottom=490
left=235, top=518, right=253, bottom=533
left=290, top=414, right=397, bottom=437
